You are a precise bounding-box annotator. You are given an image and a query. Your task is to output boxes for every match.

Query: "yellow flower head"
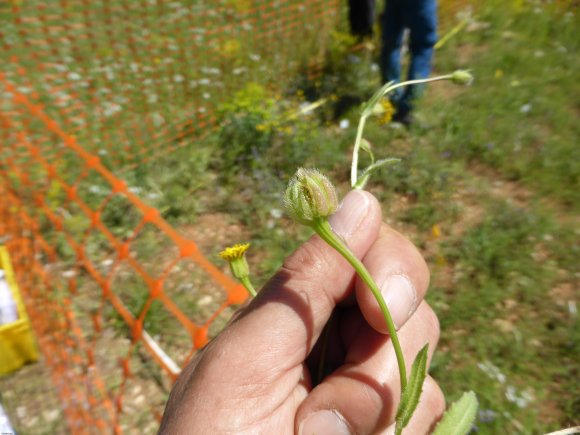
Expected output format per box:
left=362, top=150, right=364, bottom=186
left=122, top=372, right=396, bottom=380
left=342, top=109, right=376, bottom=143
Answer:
left=222, top=39, right=241, bottom=57
left=219, top=243, right=255, bottom=296
left=375, top=99, right=395, bottom=124
left=219, top=243, right=250, bottom=261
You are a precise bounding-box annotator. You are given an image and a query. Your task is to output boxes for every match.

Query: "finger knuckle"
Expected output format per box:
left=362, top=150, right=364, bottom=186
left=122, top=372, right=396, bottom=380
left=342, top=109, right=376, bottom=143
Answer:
left=377, top=227, right=431, bottom=292
left=272, top=239, right=337, bottom=311
left=420, top=302, right=440, bottom=342
left=423, top=377, right=446, bottom=416
left=281, top=238, right=333, bottom=280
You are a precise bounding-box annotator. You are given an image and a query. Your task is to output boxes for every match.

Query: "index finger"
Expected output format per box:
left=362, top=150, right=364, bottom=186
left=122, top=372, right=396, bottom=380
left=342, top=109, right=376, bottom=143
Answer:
left=356, top=225, right=430, bottom=333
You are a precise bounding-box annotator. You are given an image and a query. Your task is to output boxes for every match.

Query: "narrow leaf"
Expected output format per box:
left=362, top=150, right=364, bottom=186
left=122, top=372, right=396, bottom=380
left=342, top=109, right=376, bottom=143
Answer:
left=432, top=391, right=478, bottom=435
left=354, top=158, right=400, bottom=189
left=361, top=81, right=395, bottom=117
left=395, top=344, right=429, bottom=432
left=359, top=138, right=375, bottom=163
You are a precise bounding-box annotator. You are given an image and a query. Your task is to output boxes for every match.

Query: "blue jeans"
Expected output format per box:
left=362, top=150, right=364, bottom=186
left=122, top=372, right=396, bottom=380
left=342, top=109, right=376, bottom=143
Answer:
left=380, top=0, right=438, bottom=115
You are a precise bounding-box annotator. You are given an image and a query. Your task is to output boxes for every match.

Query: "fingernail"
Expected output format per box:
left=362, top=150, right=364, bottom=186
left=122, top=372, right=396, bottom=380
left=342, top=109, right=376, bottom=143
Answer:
left=299, top=410, right=352, bottom=435
left=381, top=275, right=417, bottom=329
left=329, top=190, right=370, bottom=238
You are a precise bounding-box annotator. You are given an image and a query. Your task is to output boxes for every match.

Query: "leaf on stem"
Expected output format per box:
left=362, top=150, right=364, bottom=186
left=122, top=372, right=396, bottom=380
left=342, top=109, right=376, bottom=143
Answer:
left=395, top=344, right=429, bottom=434
left=360, top=138, right=375, bottom=164
left=432, top=391, right=478, bottom=435
left=354, top=158, right=400, bottom=190
left=361, top=81, right=395, bottom=117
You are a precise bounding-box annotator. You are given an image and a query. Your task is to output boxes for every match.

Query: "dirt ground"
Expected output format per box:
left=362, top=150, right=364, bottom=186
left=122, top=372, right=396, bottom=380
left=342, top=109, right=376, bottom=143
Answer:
left=0, top=360, right=66, bottom=434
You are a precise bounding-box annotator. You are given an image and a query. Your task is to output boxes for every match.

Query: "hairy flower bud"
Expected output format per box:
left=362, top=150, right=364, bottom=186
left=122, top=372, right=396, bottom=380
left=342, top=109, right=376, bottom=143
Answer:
left=284, top=168, right=339, bottom=226
left=451, top=69, right=474, bottom=86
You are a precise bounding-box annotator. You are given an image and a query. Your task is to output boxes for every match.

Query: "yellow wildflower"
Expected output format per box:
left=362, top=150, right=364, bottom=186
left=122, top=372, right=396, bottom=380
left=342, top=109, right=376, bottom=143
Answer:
left=219, top=243, right=250, bottom=262
left=222, top=39, right=241, bottom=57
left=219, top=243, right=256, bottom=297
left=431, top=224, right=442, bottom=239
left=372, top=99, right=395, bottom=124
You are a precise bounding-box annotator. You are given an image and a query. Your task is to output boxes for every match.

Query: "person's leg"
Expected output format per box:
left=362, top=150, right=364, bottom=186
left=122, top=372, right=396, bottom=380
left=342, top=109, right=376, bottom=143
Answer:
left=348, top=0, right=376, bottom=38
left=380, top=0, right=405, bottom=88
left=398, top=0, right=438, bottom=116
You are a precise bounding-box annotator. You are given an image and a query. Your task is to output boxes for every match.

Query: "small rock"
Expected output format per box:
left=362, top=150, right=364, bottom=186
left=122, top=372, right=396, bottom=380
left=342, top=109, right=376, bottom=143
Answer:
left=26, top=416, right=39, bottom=427
left=134, top=394, right=146, bottom=406
left=16, top=406, right=27, bottom=419
left=493, top=318, right=515, bottom=333
left=43, top=409, right=60, bottom=423
left=197, top=295, right=213, bottom=306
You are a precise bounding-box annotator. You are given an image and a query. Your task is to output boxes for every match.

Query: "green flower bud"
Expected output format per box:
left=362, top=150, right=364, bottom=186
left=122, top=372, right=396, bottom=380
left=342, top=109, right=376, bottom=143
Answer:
left=451, top=70, right=474, bottom=85
left=284, top=168, right=339, bottom=226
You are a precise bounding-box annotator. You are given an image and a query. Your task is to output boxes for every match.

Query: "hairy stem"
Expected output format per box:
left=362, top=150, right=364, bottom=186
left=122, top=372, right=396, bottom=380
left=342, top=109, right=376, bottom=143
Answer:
left=313, top=218, right=407, bottom=390
left=350, top=115, right=368, bottom=187
left=350, top=74, right=456, bottom=187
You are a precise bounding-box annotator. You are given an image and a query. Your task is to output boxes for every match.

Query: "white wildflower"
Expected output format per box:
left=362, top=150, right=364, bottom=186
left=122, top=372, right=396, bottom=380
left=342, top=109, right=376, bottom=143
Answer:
left=477, top=361, right=506, bottom=384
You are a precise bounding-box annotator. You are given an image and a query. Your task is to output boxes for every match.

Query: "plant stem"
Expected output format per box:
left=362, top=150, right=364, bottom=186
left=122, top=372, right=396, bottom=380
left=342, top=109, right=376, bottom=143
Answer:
left=378, top=75, right=455, bottom=97
left=350, top=74, right=456, bottom=188
left=313, top=218, right=407, bottom=391
left=350, top=114, right=368, bottom=187
left=240, top=276, right=257, bottom=297
left=544, top=427, right=580, bottom=435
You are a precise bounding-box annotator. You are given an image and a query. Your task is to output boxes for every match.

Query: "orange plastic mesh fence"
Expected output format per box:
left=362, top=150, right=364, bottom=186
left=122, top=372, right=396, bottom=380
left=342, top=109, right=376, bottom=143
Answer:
left=0, top=0, right=340, bottom=170
left=0, top=75, right=251, bottom=432
left=0, top=0, right=476, bottom=433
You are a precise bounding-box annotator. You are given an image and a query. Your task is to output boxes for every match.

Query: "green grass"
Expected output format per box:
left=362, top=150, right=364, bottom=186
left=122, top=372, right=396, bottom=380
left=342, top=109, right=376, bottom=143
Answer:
left=429, top=2, right=579, bottom=210
left=431, top=200, right=578, bottom=432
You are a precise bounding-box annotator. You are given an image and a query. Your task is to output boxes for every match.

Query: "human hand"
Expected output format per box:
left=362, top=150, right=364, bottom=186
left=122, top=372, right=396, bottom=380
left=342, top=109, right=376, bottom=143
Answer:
left=159, top=190, right=444, bottom=434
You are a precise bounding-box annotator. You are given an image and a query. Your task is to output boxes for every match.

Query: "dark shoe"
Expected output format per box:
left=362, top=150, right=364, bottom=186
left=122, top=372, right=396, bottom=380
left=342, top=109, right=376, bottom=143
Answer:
left=392, top=110, right=413, bottom=127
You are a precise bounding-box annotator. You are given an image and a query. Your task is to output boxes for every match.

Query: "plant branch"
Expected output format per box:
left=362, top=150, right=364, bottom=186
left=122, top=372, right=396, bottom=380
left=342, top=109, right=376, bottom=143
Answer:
left=313, top=218, right=407, bottom=390
left=350, top=115, right=368, bottom=187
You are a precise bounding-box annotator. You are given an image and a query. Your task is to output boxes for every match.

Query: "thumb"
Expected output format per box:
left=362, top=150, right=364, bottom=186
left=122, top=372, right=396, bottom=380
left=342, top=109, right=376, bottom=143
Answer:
left=213, top=190, right=382, bottom=382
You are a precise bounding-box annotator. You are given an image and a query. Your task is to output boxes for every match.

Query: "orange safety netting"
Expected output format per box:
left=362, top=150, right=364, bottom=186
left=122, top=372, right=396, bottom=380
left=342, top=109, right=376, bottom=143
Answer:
left=0, top=75, right=251, bottom=432
left=0, top=0, right=338, bottom=170
left=0, top=0, right=339, bottom=432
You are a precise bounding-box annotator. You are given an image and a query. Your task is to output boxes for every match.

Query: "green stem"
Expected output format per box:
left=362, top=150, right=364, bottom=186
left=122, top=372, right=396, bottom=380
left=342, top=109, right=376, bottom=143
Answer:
left=240, top=276, right=257, bottom=297
left=313, top=218, right=407, bottom=391
left=378, top=75, right=454, bottom=97
left=351, top=74, right=455, bottom=188
left=350, top=114, right=368, bottom=187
